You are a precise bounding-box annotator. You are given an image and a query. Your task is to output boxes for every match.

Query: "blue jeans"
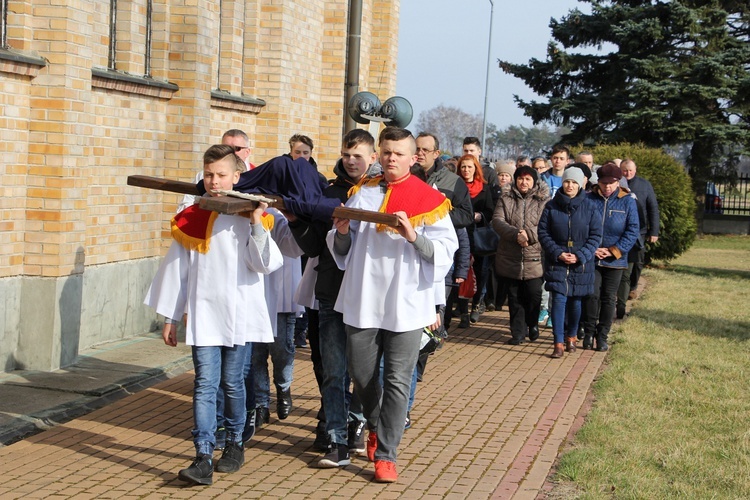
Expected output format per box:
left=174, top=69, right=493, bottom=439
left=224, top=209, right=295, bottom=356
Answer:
left=318, top=300, right=363, bottom=445
left=347, top=325, right=421, bottom=463
left=192, top=343, right=249, bottom=456
left=251, top=313, right=296, bottom=408
left=549, top=292, right=583, bottom=344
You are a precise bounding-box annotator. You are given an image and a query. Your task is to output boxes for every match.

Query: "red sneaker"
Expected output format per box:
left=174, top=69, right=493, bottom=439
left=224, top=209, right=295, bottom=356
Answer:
left=374, top=460, right=398, bottom=483
left=366, top=431, right=377, bottom=462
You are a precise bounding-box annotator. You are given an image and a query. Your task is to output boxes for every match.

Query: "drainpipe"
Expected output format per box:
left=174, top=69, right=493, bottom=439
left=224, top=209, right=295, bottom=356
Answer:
left=345, top=0, right=363, bottom=132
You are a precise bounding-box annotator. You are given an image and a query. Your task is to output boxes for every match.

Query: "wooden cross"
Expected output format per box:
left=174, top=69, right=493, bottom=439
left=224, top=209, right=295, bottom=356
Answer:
left=127, top=175, right=400, bottom=227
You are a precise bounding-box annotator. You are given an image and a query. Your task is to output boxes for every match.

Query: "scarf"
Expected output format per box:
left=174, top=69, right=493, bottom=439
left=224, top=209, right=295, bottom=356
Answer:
left=465, top=178, right=484, bottom=199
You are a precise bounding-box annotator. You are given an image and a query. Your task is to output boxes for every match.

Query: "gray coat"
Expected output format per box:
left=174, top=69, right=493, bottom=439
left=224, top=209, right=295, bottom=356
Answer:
left=492, top=180, right=550, bottom=280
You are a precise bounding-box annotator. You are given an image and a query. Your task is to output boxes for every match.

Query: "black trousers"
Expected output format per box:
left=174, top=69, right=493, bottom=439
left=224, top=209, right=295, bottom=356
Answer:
left=584, top=267, right=624, bottom=339
left=500, top=276, right=543, bottom=341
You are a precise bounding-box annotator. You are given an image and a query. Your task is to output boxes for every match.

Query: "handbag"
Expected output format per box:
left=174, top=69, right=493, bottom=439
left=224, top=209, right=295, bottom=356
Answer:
left=473, top=225, right=499, bottom=256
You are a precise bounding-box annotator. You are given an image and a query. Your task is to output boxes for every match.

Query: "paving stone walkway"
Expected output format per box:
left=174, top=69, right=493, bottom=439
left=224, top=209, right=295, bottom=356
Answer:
left=0, top=308, right=606, bottom=499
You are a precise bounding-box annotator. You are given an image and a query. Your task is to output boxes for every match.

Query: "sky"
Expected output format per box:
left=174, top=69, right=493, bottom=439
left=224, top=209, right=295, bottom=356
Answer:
left=396, top=0, right=589, bottom=131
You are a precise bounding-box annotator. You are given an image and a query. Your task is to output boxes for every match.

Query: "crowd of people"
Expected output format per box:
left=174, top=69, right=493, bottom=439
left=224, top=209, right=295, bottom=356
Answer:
left=144, top=128, right=660, bottom=486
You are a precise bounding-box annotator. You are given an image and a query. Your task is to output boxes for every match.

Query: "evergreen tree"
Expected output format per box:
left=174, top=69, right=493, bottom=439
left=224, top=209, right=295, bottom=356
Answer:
left=499, top=0, right=750, bottom=191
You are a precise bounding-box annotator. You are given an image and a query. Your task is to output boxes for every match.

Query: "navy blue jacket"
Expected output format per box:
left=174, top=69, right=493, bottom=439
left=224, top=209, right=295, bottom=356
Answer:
left=586, top=186, right=640, bottom=269
left=538, top=189, right=602, bottom=297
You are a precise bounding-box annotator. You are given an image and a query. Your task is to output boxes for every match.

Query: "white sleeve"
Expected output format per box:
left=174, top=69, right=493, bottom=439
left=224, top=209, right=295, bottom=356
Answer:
left=144, top=241, right=190, bottom=321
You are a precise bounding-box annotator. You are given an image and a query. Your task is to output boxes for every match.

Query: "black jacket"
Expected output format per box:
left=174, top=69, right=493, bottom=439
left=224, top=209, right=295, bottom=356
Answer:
left=424, top=157, right=474, bottom=229
left=287, top=159, right=371, bottom=304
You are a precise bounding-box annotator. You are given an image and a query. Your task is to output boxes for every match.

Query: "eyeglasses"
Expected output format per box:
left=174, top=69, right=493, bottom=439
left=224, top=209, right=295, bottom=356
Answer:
left=232, top=146, right=249, bottom=152
left=416, top=148, right=437, bottom=154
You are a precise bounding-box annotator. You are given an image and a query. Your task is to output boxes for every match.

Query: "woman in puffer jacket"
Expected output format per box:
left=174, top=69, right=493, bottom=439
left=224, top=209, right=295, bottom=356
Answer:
left=582, top=162, right=640, bottom=351
left=492, top=166, right=550, bottom=345
left=537, top=167, right=602, bottom=358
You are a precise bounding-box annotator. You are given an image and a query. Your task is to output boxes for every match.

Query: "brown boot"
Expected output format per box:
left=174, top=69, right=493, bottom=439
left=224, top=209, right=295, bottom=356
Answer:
left=565, top=337, right=577, bottom=353
left=550, top=343, right=564, bottom=358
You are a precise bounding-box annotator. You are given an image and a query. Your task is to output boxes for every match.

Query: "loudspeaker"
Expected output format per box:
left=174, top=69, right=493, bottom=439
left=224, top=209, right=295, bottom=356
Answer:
left=347, top=92, right=381, bottom=124
left=379, top=96, right=413, bottom=128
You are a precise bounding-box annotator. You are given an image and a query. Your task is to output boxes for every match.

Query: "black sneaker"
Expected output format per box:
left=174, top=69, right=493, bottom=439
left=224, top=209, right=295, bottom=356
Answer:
left=404, top=412, right=412, bottom=430
left=317, top=443, right=351, bottom=468
left=313, top=422, right=330, bottom=452
left=242, top=410, right=256, bottom=442
left=178, top=455, right=213, bottom=485
left=216, top=442, right=244, bottom=473
left=347, top=419, right=365, bottom=455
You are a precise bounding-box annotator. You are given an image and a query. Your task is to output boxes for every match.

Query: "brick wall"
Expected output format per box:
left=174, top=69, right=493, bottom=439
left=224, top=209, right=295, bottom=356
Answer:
left=0, top=0, right=400, bottom=371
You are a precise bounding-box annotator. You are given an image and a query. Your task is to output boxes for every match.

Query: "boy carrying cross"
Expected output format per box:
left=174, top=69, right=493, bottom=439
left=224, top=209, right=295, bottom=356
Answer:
left=145, top=144, right=283, bottom=485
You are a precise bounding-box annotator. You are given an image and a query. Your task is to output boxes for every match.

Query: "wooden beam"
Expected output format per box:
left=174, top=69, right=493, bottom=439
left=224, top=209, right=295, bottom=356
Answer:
left=127, top=174, right=400, bottom=227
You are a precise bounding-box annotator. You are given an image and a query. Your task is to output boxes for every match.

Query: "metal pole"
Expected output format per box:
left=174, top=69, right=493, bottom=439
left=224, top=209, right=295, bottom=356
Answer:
left=345, top=0, right=363, bottom=133
left=481, top=0, right=494, bottom=153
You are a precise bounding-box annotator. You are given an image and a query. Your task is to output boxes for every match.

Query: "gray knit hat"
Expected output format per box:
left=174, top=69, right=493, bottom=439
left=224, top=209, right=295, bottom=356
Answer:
left=562, top=167, right=585, bottom=188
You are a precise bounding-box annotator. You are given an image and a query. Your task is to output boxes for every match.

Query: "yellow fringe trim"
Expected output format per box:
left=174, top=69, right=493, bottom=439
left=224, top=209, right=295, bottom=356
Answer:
left=347, top=176, right=382, bottom=199
left=171, top=211, right=218, bottom=254
left=377, top=197, right=453, bottom=233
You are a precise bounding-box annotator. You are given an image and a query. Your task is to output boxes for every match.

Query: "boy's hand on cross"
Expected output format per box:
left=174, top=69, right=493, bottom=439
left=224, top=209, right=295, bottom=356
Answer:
left=249, top=201, right=268, bottom=225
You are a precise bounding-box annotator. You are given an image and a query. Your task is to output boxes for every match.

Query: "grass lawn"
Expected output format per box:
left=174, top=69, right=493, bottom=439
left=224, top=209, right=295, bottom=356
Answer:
left=550, top=235, right=750, bottom=498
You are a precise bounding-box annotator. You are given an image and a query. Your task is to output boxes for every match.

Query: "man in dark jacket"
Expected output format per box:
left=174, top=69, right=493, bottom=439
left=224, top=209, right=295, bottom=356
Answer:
left=415, top=133, right=474, bottom=229
left=462, top=136, right=500, bottom=188
left=287, top=129, right=379, bottom=468
left=616, top=159, right=660, bottom=317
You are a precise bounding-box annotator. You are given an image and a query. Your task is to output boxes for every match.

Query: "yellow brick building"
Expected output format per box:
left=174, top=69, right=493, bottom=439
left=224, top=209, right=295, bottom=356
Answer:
left=0, top=0, right=400, bottom=372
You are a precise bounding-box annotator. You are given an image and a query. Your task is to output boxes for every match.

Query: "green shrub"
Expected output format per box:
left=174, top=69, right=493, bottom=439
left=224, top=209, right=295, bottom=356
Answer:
left=582, top=143, right=697, bottom=261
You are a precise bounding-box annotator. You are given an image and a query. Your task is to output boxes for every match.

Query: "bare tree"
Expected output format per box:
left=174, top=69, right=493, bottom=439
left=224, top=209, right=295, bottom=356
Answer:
left=414, top=105, right=483, bottom=156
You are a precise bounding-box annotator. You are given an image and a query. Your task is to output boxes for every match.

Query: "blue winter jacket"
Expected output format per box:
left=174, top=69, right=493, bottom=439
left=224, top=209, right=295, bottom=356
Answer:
left=538, top=189, right=602, bottom=297
left=586, top=185, right=641, bottom=269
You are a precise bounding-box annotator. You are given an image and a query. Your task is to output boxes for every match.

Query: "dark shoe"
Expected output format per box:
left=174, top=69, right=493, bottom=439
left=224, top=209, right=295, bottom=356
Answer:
left=577, top=324, right=584, bottom=340
left=215, top=426, right=227, bottom=451
left=404, top=412, right=411, bottom=430
left=178, top=455, right=213, bottom=485
left=528, top=325, right=539, bottom=342
left=277, top=389, right=292, bottom=420
left=616, top=301, right=626, bottom=319
left=317, top=443, right=351, bottom=468
left=565, top=337, right=577, bottom=353
left=294, top=329, right=307, bottom=348
left=506, top=338, right=524, bottom=345
left=347, top=419, right=366, bottom=455
left=582, top=334, right=594, bottom=350
left=216, top=442, right=244, bottom=473
left=551, top=343, right=564, bottom=358
left=255, top=406, right=270, bottom=430
left=313, top=421, right=330, bottom=452
left=458, top=314, right=470, bottom=328
left=470, top=307, right=480, bottom=323
left=596, top=336, right=609, bottom=351
left=486, top=302, right=496, bottom=312
left=241, top=410, right=256, bottom=442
